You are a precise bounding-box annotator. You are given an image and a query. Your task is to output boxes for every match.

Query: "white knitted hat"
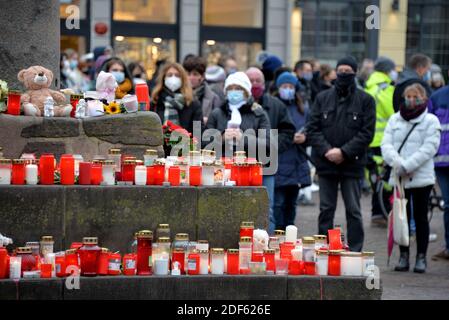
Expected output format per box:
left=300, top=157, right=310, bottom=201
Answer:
left=224, top=71, right=252, bottom=97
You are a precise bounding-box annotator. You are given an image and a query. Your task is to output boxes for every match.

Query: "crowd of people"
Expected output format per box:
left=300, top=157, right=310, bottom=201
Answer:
left=61, top=47, right=449, bottom=274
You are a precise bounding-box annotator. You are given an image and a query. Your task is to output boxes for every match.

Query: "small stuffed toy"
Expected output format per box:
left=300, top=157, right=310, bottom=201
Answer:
left=18, top=66, right=72, bottom=117
left=253, top=229, right=269, bottom=252
left=96, top=71, right=118, bottom=103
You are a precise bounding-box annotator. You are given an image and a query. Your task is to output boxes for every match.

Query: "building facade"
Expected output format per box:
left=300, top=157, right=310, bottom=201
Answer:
left=60, top=0, right=448, bottom=78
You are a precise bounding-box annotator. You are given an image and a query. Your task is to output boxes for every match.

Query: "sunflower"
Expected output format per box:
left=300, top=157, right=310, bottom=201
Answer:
left=104, top=102, right=121, bottom=115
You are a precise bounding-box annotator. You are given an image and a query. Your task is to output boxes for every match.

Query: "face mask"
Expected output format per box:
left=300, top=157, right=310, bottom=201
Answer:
left=251, top=84, right=265, bottom=100
left=279, top=87, right=296, bottom=101
left=111, top=71, right=125, bottom=84
left=165, top=75, right=182, bottom=92
left=389, top=70, right=398, bottom=82
left=302, top=72, right=313, bottom=81
left=405, top=98, right=424, bottom=108
left=227, top=68, right=237, bottom=76
left=423, top=70, right=431, bottom=82
left=70, top=60, right=78, bottom=70
left=227, top=90, right=246, bottom=105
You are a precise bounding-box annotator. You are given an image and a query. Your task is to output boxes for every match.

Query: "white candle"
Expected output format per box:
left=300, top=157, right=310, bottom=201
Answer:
left=199, top=251, right=209, bottom=275
left=9, top=256, right=22, bottom=279
left=102, top=163, right=115, bottom=186
left=0, top=167, right=12, bottom=185
left=25, top=164, right=38, bottom=185
left=45, top=253, right=56, bottom=277
left=211, top=255, right=224, bottom=275
left=134, top=165, right=147, bottom=186
left=201, top=164, right=215, bottom=186
left=291, top=249, right=302, bottom=261
left=341, top=252, right=363, bottom=276
left=154, top=258, right=169, bottom=275
left=316, top=253, right=328, bottom=276
left=285, top=225, right=298, bottom=243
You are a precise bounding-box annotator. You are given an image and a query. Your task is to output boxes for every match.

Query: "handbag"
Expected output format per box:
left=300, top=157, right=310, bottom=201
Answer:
left=389, top=173, right=409, bottom=247
left=382, top=123, right=418, bottom=182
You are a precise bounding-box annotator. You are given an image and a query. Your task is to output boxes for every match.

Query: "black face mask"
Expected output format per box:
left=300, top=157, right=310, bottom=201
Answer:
left=335, top=72, right=356, bottom=96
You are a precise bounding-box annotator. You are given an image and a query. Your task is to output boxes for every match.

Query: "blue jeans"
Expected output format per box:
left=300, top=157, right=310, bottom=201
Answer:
left=436, top=167, right=449, bottom=250
left=274, top=185, right=300, bottom=230
left=263, top=175, right=275, bottom=234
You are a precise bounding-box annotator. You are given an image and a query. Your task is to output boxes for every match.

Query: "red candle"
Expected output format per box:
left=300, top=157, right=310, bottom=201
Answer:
left=328, top=229, right=343, bottom=250
left=280, top=242, right=295, bottom=261
left=304, top=261, right=316, bottom=275
left=240, top=222, right=254, bottom=240
left=146, top=166, right=155, bottom=185
left=189, top=166, right=202, bottom=186
left=250, top=162, right=263, bottom=186
left=251, top=252, right=264, bottom=262
left=6, top=90, right=21, bottom=116
left=0, top=247, right=9, bottom=279
left=264, top=249, right=276, bottom=273
left=78, top=162, right=92, bottom=185
left=226, top=249, right=239, bottom=275
left=153, top=164, right=165, bottom=186
left=70, top=94, right=83, bottom=118
left=91, top=162, right=103, bottom=185
left=121, top=160, right=136, bottom=183
left=65, top=249, right=79, bottom=274
left=11, top=159, right=26, bottom=185
left=289, top=260, right=304, bottom=275
left=230, top=162, right=238, bottom=183
left=237, top=163, right=250, bottom=186
left=172, top=249, right=186, bottom=274
left=123, top=253, right=136, bottom=276
left=78, top=237, right=101, bottom=277
left=55, top=254, right=66, bottom=277
left=108, top=252, right=121, bottom=275
left=187, top=251, right=200, bottom=275
left=16, top=247, right=37, bottom=275
left=328, top=250, right=342, bottom=276
left=168, top=166, right=180, bottom=186
left=135, top=83, right=151, bottom=111
left=60, top=155, right=75, bottom=185
left=136, top=231, right=153, bottom=276
left=39, top=154, right=55, bottom=185
left=40, top=263, right=52, bottom=278
left=97, top=248, right=110, bottom=276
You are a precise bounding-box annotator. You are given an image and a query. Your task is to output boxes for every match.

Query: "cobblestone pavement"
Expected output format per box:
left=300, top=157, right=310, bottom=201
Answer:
left=296, top=190, right=449, bottom=300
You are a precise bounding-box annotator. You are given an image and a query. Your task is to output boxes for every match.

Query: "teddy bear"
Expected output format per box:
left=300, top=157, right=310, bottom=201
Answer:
left=253, top=229, right=269, bottom=252
left=96, top=71, right=118, bottom=103
left=18, top=66, right=72, bottom=117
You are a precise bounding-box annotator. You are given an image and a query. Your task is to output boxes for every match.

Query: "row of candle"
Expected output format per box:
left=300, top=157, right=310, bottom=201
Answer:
left=0, top=150, right=263, bottom=187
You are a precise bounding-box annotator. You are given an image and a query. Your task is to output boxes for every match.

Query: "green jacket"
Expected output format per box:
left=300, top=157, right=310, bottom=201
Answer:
left=365, top=71, right=395, bottom=148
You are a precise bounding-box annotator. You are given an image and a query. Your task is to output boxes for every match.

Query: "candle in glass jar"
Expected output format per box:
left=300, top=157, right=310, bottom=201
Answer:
left=136, top=230, right=153, bottom=276
left=25, top=161, right=38, bottom=185
left=60, top=155, right=75, bottom=185
left=250, top=162, right=263, bottom=186
left=201, top=161, right=215, bottom=186
left=234, top=151, right=246, bottom=164
left=39, top=154, right=55, bottom=185
left=78, top=162, right=92, bottom=185
left=340, top=252, right=363, bottom=276
left=101, top=160, right=115, bottom=185
left=153, top=160, right=166, bottom=185
left=210, top=248, right=225, bottom=275
left=315, top=249, right=329, bottom=276
left=302, top=237, right=316, bottom=262
left=239, top=237, right=252, bottom=273
left=314, top=235, right=328, bottom=250
left=362, top=252, right=375, bottom=277
left=263, top=249, right=276, bottom=274
left=11, top=159, right=26, bottom=185
left=285, top=225, right=298, bottom=244
left=199, top=250, right=209, bottom=275
left=168, top=166, right=181, bottom=186
left=6, top=90, right=21, bottom=115
left=78, top=237, right=101, bottom=277
left=135, top=165, right=147, bottom=186
left=189, top=166, right=202, bottom=186
left=226, top=249, right=239, bottom=275
left=274, top=230, right=286, bottom=244
left=108, top=149, right=122, bottom=174
left=91, top=161, right=103, bottom=185
left=328, top=250, right=342, bottom=276
left=40, top=236, right=54, bottom=257
left=144, top=149, right=158, bottom=166
left=0, top=159, right=12, bottom=185
left=9, top=256, right=21, bottom=279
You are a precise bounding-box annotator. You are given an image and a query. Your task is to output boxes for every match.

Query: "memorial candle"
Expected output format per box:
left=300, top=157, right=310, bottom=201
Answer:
left=6, top=90, right=21, bottom=115
left=39, top=154, right=55, bottom=185
left=60, top=155, right=75, bottom=185
left=0, top=159, right=12, bottom=185
left=78, top=162, right=92, bottom=185
left=136, top=230, right=153, bottom=276
left=328, top=250, right=342, bottom=276
left=168, top=166, right=181, bottom=186
left=285, top=225, right=298, bottom=244
left=189, top=166, right=202, bottom=186
left=153, top=160, right=165, bottom=185
left=226, top=249, right=239, bottom=275
left=11, top=159, right=26, bottom=185
left=78, top=237, right=101, bottom=277
left=25, top=161, right=38, bottom=185
left=250, top=162, right=263, bottom=186
left=91, top=161, right=103, bottom=185
left=263, top=249, right=276, bottom=274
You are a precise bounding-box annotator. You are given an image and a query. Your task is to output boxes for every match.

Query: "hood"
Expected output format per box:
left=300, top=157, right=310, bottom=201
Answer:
left=397, top=68, right=421, bottom=85
left=365, top=71, right=392, bottom=89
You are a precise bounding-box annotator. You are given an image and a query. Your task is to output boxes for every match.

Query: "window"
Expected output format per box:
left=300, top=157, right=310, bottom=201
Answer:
left=202, top=41, right=262, bottom=70
left=203, top=0, right=263, bottom=28
left=60, top=0, right=87, bottom=19
left=114, top=36, right=177, bottom=80
left=61, top=35, right=87, bottom=55
left=113, top=0, right=177, bottom=24
left=60, top=0, right=90, bottom=54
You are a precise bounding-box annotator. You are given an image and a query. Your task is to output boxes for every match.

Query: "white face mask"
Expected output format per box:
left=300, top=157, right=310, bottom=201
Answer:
left=389, top=70, right=398, bottom=82
left=165, top=75, right=182, bottom=92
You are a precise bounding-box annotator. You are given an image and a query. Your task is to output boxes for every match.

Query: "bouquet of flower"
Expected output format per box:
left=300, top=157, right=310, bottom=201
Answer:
left=162, top=121, right=198, bottom=156
left=0, top=80, right=8, bottom=113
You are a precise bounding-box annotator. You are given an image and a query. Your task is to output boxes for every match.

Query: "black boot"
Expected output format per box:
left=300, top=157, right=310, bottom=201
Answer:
left=394, top=252, right=410, bottom=272
left=414, top=254, right=427, bottom=274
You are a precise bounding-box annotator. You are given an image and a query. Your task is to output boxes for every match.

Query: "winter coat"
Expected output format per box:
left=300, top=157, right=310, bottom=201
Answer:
left=381, top=109, right=441, bottom=189
left=196, top=82, right=223, bottom=123
left=393, top=69, right=432, bottom=112
left=430, top=86, right=449, bottom=167
left=306, top=87, right=376, bottom=178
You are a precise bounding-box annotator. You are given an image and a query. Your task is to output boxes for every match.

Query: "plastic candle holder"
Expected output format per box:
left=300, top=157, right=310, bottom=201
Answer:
left=60, top=155, right=75, bottom=185
left=6, top=90, right=21, bottom=115
left=315, top=250, right=329, bottom=276
left=240, top=221, right=254, bottom=240
left=172, top=249, right=185, bottom=275
left=135, top=83, right=150, bottom=111
left=134, top=165, right=147, bottom=186
left=288, top=260, right=304, bottom=275
left=123, top=254, right=136, bottom=276
left=210, top=248, right=225, bottom=275
left=121, top=160, right=136, bottom=184
left=168, top=166, right=181, bottom=186
left=25, top=162, right=38, bottom=185
left=108, top=252, right=121, bottom=275
left=90, top=162, right=103, bottom=185
left=39, top=154, right=55, bottom=185
left=187, top=251, right=200, bottom=275
left=0, top=159, right=12, bottom=185
left=65, top=249, right=79, bottom=273
left=275, top=259, right=289, bottom=275
left=78, top=162, right=92, bottom=185
left=263, top=249, right=276, bottom=274
left=328, top=229, right=343, bottom=250
left=189, top=166, right=202, bottom=186
left=328, top=250, right=342, bottom=276
left=78, top=237, right=101, bottom=277
left=279, top=242, right=295, bottom=261
left=304, top=261, right=316, bottom=276
left=250, top=162, right=263, bottom=186
left=146, top=166, right=155, bottom=185
left=136, top=230, right=153, bottom=276
left=236, top=163, right=251, bottom=186
left=226, top=249, right=239, bottom=275
left=153, top=163, right=165, bottom=186
left=40, top=263, right=52, bottom=278
left=11, top=159, right=26, bottom=185
left=97, top=248, right=110, bottom=276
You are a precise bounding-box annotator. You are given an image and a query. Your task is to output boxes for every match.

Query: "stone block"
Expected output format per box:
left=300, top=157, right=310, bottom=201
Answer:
left=21, top=118, right=80, bottom=138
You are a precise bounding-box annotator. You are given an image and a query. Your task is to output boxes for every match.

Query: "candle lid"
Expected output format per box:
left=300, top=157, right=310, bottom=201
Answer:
left=274, top=230, right=285, bottom=236
left=197, top=240, right=209, bottom=244
left=92, top=159, right=103, bottom=164
left=136, top=230, right=153, bottom=239
left=340, top=251, right=362, bottom=257
left=329, top=250, right=344, bottom=255
left=313, top=235, right=327, bottom=241
left=16, top=247, right=33, bottom=254
left=145, top=149, right=158, bottom=156
left=362, top=251, right=375, bottom=257
left=202, top=149, right=215, bottom=156
left=102, top=160, right=115, bottom=165
left=214, top=160, right=223, bottom=166
left=8, top=90, right=21, bottom=95
left=135, top=160, right=144, bottom=166
left=157, top=237, right=171, bottom=243
left=189, top=151, right=200, bottom=155
left=108, top=148, right=121, bottom=155
left=239, top=236, right=252, bottom=243
left=241, top=221, right=254, bottom=228
left=157, top=224, right=170, bottom=229
left=302, top=237, right=316, bottom=244
left=198, top=249, right=209, bottom=254
left=41, top=236, right=54, bottom=242
left=0, top=158, right=11, bottom=164
left=174, top=233, right=189, bottom=241
left=202, top=161, right=215, bottom=167
left=70, top=94, right=84, bottom=99
left=263, top=249, right=275, bottom=254
left=12, top=159, right=26, bottom=164
left=66, top=249, right=77, bottom=255
left=176, top=159, right=188, bottom=165
left=82, top=237, right=98, bottom=245
left=227, top=249, right=239, bottom=254
left=211, top=248, right=224, bottom=254
left=123, top=159, right=136, bottom=165
left=101, top=248, right=109, bottom=253
left=234, top=151, right=246, bottom=157
left=315, top=249, right=329, bottom=255
left=173, top=248, right=185, bottom=253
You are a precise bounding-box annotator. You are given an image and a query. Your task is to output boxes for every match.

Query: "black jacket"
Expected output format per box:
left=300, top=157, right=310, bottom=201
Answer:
left=205, top=100, right=271, bottom=158
left=306, top=87, right=376, bottom=178
left=259, top=94, right=296, bottom=155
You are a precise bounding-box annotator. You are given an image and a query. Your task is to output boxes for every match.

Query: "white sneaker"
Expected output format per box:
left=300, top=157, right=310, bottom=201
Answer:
left=310, top=183, right=319, bottom=192
left=429, top=233, right=438, bottom=242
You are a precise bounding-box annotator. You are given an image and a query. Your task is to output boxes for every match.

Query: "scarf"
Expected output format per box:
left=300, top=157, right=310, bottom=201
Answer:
left=160, top=87, right=186, bottom=126
left=228, top=101, right=246, bottom=127
left=400, top=101, right=427, bottom=121
left=194, top=83, right=206, bottom=101
left=335, top=73, right=356, bottom=97
left=115, top=78, right=133, bottom=99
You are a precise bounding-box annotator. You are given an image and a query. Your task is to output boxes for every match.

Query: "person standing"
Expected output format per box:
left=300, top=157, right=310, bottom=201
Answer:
left=294, top=60, right=314, bottom=106
left=306, top=56, right=376, bottom=252
left=245, top=67, right=296, bottom=234
left=382, top=83, right=441, bottom=273
left=364, top=57, right=397, bottom=226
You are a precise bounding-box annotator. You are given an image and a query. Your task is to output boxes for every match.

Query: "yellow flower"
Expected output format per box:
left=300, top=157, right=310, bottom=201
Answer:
left=105, top=102, right=121, bottom=115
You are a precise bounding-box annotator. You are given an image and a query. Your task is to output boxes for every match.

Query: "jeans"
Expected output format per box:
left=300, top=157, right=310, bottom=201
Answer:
left=263, top=175, right=275, bottom=234
left=274, top=185, right=300, bottom=230
left=318, top=175, right=364, bottom=252
left=399, top=186, right=433, bottom=256
left=436, top=167, right=449, bottom=250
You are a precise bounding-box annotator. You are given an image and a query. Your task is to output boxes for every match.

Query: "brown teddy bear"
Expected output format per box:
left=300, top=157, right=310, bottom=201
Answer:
left=18, top=66, right=72, bottom=117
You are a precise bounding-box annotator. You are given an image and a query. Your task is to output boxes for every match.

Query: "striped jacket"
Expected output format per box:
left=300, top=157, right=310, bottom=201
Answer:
left=430, top=86, right=449, bottom=167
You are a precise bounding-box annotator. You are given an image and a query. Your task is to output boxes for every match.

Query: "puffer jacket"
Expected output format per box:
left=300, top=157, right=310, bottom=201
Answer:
left=430, top=86, right=449, bottom=167
left=381, top=109, right=441, bottom=189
